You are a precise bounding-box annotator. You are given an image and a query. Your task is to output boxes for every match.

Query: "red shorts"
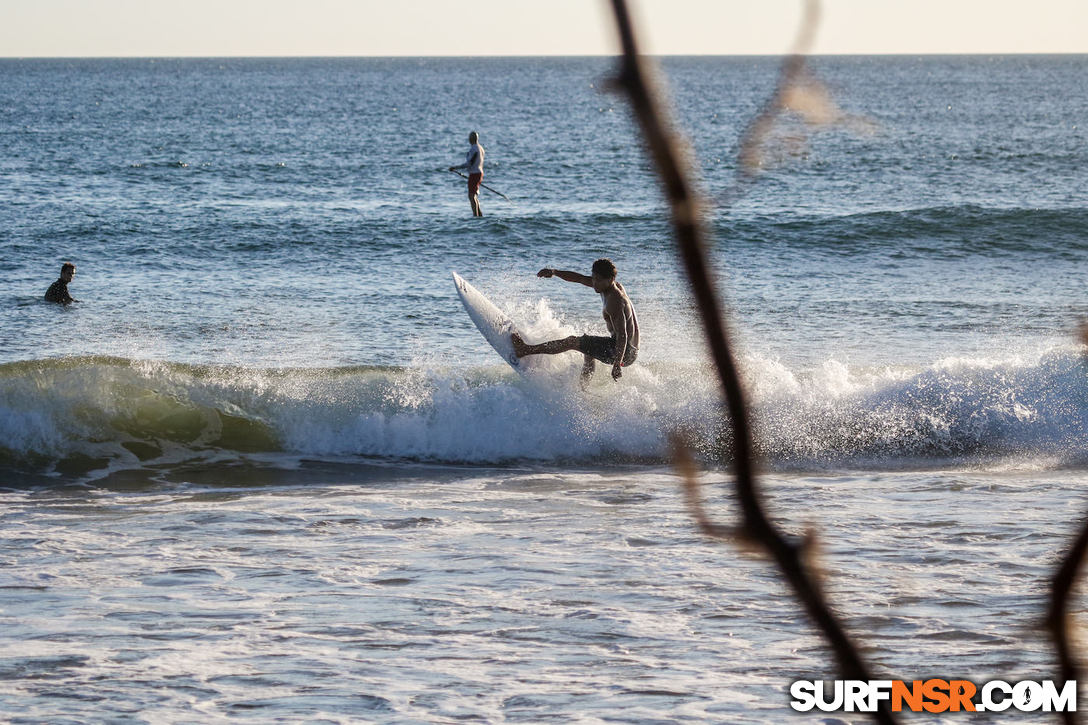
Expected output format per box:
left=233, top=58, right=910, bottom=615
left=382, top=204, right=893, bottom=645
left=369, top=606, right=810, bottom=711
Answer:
left=468, top=173, right=482, bottom=195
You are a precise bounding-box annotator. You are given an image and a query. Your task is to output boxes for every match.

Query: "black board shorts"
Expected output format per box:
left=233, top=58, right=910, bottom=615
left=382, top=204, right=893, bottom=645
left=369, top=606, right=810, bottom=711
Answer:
left=579, top=334, right=638, bottom=366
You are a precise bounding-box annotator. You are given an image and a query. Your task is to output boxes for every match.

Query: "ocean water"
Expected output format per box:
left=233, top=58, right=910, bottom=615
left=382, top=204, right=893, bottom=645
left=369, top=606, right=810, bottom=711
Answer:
left=1, top=55, right=1088, bottom=722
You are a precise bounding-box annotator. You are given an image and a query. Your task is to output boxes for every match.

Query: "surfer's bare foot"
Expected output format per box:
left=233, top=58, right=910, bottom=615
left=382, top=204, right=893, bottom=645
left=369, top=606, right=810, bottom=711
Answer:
left=511, top=333, right=529, bottom=358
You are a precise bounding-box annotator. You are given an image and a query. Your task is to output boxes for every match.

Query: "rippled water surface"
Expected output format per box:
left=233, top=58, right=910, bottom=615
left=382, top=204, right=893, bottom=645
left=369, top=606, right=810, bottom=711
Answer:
left=2, top=466, right=1085, bottom=723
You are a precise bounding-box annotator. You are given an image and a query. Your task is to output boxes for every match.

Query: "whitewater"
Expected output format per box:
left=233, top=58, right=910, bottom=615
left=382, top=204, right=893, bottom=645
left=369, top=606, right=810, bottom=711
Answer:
left=3, top=342, right=1088, bottom=481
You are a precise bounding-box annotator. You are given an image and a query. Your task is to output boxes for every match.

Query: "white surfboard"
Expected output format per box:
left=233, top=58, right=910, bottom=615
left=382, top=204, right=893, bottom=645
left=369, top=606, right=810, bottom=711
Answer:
left=453, top=272, right=523, bottom=370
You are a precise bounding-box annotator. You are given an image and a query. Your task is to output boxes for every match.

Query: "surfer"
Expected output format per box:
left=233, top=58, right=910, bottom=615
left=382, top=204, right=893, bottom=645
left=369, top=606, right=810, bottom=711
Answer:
left=512, top=258, right=639, bottom=383
left=448, top=131, right=485, bottom=217
left=44, top=262, right=78, bottom=304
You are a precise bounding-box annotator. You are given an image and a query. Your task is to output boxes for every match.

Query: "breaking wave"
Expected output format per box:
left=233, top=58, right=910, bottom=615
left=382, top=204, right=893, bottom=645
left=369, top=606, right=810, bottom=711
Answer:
left=2, top=345, right=1087, bottom=482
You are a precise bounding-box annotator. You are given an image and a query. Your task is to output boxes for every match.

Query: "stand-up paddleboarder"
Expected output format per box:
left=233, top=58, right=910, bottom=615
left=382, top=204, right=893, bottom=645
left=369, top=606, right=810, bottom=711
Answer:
left=449, top=131, right=485, bottom=217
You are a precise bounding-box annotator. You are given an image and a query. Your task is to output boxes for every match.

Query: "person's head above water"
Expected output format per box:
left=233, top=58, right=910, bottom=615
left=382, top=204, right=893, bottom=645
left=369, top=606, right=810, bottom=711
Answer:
left=591, top=258, right=617, bottom=292
left=60, top=262, right=75, bottom=282
left=468, top=131, right=479, bottom=144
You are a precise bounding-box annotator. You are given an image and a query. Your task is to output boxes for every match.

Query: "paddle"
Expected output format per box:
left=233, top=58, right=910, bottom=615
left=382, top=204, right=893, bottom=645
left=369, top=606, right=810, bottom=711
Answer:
left=447, top=169, right=512, bottom=202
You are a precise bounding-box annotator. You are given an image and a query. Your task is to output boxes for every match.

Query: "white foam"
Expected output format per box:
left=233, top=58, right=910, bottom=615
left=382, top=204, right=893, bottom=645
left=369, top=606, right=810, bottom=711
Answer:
left=2, top=342, right=1087, bottom=473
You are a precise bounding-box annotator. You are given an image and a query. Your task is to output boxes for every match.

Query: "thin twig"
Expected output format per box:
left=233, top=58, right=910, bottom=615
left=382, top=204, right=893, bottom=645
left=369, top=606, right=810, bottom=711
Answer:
left=606, top=2, right=895, bottom=722
left=1048, top=517, right=1088, bottom=725
left=724, top=0, right=876, bottom=205
left=671, top=434, right=735, bottom=541
left=735, top=0, right=819, bottom=180
left=1045, top=326, right=1088, bottom=725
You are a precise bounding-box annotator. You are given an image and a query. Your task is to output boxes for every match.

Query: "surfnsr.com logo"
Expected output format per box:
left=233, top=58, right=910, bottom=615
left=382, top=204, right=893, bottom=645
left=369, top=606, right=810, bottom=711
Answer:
left=790, top=680, right=1076, bottom=713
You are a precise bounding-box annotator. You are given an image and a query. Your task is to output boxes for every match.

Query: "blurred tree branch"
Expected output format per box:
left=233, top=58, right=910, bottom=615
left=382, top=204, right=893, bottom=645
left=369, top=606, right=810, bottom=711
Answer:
left=605, top=1, right=895, bottom=722
left=1049, top=514, right=1087, bottom=725
left=1046, top=325, right=1088, bottom=724
left=724, top=0, right=876, bottom=204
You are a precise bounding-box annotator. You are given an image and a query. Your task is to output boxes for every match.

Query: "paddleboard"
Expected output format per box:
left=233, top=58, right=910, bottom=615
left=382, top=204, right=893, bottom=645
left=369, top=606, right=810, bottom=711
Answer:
left=453, top=272, right=522, bottom=370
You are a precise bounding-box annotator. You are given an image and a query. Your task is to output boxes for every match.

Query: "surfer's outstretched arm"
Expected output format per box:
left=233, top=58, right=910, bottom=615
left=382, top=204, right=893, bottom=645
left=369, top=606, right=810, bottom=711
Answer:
left=537, top=268, right=592, bottom=287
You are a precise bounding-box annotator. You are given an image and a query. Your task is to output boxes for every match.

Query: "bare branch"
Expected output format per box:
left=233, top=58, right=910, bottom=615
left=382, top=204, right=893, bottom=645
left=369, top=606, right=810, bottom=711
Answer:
left=671, top=433, right=736, bottom=542
left=1044, top=325, right=1088, bottom=725
left=724, top=0, right=876, bottom=205
left=736, top=0, right=820, bottom=179
left=607, top=1, right=896, bottom=722
left=1048, top=515, right=1088, bottom=725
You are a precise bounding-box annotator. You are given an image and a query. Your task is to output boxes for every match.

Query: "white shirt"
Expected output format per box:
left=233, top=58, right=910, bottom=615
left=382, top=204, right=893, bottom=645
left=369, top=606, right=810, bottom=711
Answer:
left=457, top=143, right=484, bottom=175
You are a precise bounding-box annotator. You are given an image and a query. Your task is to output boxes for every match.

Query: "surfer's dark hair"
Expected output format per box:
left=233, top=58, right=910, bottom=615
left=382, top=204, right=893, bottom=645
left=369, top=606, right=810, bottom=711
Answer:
left=592, top=258, right=617, bottom=279
left=61, top=262, right=75, bottom=274
left=469, top=131, right=479, bottom=143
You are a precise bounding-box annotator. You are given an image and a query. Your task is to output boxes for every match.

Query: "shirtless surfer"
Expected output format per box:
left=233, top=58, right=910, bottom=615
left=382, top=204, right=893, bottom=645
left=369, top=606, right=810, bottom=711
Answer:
left=511, top=258, right=639, bottom=384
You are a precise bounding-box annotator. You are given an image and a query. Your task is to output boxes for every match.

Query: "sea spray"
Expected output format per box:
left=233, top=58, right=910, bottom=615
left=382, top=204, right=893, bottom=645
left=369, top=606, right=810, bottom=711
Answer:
left=2, top=346, right=1086, bottom=479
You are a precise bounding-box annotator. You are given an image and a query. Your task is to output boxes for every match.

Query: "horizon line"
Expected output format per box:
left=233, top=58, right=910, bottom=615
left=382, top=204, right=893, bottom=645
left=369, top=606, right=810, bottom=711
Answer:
left=2, top=51, right=1086, bottom=60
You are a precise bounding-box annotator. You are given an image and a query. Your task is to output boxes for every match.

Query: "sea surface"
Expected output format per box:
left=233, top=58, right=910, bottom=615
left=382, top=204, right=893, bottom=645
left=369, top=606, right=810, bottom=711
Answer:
left=1, top=55, right=1088, bottom=722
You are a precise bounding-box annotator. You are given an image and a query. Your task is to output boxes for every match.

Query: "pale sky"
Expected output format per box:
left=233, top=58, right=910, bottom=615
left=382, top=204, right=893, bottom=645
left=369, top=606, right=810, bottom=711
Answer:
left=2, top=0, right=1086, bottom=57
